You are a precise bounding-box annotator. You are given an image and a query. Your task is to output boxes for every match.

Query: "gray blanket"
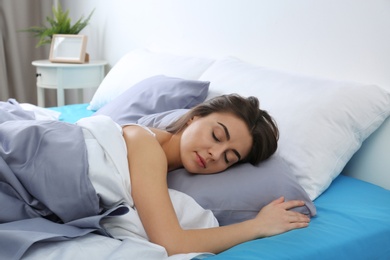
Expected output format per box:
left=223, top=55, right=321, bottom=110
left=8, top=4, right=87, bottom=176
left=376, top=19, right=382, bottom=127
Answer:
left=0, top=100, right=128, bottom=259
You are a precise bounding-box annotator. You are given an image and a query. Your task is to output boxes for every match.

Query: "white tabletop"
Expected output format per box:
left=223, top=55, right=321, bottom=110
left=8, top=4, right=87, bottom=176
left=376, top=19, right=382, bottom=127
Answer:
left=32, top=60, right=107, bottom=67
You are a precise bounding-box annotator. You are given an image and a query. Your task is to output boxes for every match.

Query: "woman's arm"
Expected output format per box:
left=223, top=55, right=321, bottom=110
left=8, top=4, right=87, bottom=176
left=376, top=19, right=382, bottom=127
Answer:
left=123, top=126, right=309, bottom=255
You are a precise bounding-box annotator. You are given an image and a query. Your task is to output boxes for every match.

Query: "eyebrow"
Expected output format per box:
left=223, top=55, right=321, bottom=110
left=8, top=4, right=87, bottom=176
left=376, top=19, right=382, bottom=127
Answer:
left=217, top=122, right=242, bottom=161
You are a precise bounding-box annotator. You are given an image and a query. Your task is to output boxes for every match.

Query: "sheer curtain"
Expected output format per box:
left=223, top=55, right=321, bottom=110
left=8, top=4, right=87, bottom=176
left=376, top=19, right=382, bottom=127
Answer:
left=0, top=0, right=55, bottom=106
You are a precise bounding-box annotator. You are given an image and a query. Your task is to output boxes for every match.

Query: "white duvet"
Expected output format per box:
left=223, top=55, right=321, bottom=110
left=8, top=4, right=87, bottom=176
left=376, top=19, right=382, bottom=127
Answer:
left=22, top=116, right=218, bottom=260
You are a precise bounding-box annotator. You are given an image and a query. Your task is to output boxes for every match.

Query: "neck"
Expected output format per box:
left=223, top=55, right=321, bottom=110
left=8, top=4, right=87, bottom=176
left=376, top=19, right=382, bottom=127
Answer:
left=152, top=128, right=183, bottom=172
left=163, top=133, right=183, bottom=172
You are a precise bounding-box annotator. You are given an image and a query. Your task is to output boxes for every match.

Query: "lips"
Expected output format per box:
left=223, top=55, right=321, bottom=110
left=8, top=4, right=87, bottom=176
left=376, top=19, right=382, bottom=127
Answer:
left=195, top=152, right=206, bottom=168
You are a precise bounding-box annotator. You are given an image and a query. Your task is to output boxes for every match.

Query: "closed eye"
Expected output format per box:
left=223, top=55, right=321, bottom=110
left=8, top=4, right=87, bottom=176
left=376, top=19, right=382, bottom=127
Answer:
left=212, top=132, right=220, bottom=142
left=213, top=132, right=235, bottom=164
left=224, top=152, right=230, bottom=164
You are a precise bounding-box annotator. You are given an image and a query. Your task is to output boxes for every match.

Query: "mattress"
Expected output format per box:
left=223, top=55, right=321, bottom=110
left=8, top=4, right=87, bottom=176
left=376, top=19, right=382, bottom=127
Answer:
left=46, top=103, right=390, bottom=260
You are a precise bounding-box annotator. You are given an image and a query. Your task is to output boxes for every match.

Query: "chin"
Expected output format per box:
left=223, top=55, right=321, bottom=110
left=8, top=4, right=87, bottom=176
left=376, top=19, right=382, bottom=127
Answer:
left=182, top=164, right=205, bottom=175
left=187, top=167, right=220, bottom=175
left=183, top=165, right=201, bottom=174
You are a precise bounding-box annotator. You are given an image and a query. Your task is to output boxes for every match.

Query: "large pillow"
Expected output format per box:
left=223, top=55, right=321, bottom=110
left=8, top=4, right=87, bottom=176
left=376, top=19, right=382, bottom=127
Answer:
left=167, top=156, right=316, bottom=226
left=137, top=109, right=188, bottom=129
left=88, top=48, right=215, bottom=111
left=137, top=110, right=316, bottom=226
left=199, top=57, right=390, bottom=200
left=93, top=75, right=209, bottom=125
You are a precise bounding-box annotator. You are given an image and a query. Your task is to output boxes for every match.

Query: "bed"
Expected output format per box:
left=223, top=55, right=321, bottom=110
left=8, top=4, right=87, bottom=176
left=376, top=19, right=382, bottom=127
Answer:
left=2, top=47, right=388, bottom=259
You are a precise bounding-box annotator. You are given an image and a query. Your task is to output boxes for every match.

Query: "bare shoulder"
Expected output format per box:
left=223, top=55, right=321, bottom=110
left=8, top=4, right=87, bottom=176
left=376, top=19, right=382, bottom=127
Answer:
left=123, top=125, right=173, bottom=145
left=123, top=125, right=168, bottom=184
left=122, top=125, right=165, bottom=157
left=122, top=125, right=155, bottom=141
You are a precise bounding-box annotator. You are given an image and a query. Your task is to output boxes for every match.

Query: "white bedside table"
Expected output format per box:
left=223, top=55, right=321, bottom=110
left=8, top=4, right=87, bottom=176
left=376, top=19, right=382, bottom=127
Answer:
left=32, top=60, right=107, bottom=107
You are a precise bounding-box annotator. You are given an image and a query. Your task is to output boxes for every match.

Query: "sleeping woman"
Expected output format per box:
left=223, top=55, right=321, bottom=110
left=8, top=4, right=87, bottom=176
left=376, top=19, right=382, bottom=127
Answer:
left=0, top=94, right=310, bottom=257
left=122, top=94, right=310, bottom=255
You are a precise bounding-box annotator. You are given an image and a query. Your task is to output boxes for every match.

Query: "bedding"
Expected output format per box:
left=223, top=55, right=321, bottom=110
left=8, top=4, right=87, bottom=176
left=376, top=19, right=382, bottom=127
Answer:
left=167, top=156, right=316, bottom=226
left=88, top=48, right=214, bottom=111
left=0, top=102, right=126, bottom=259
left=0, top=101, right=218, bottom=260
left=200, top=56, right=390, bottom=200
left=3, top=48, right=390, bottom=259
left=94, top=75, right=210, bottom=125
left=42, top=89, right=390, bottom=260
left=90, top=48, right=390, bottom=201
left=20, top=102, right=390, bottom=259
left=49, top=103, right=93, bottom=123
left=209, top=175, right=390, bottom=259
left=20, top=175, right=390, bottom=259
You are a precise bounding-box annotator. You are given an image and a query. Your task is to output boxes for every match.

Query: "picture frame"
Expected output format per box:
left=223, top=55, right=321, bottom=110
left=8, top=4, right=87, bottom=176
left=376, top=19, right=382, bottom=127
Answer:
left=49, top=34, right=88, bottom=63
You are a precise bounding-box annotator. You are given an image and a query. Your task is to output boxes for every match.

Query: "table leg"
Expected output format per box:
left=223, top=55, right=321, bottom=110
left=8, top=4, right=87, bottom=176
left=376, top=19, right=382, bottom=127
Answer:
left=77, top=89, right=84, bottom=103
left=37, top=87, right=45, bottom=107
left=57, top=88, right=65, bottom=107
left=57, top=68, right=65, bottom=107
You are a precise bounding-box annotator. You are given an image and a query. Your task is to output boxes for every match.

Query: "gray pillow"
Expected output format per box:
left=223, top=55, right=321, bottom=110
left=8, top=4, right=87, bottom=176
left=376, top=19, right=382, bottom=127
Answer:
left=137, top=108, right=189, bottom=129
left=94, top=75, right=209, bottom=125
left=167, top=156, right=316, bottom=226
left=137, top=110, right=317, bottom=226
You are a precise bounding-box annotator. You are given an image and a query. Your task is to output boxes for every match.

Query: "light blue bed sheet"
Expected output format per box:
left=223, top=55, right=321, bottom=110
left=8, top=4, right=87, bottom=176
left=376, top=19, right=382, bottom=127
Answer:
left=207, top=175, right=390, bottom=260
left=48, top=103, right=94, bottom=123
left=49, top=103, right=390, bottom=260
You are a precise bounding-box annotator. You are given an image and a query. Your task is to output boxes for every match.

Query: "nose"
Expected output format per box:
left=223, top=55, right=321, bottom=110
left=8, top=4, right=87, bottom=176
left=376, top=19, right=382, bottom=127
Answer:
left=208, top=144, right=225, bottom=161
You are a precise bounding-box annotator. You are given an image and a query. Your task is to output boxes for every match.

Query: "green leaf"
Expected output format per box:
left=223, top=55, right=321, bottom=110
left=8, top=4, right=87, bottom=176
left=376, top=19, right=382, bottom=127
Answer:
left=19, top=2, right=95, bottom=47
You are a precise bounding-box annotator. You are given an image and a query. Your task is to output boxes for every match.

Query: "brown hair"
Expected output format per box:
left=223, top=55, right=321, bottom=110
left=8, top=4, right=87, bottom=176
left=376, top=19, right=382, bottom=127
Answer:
left=166, top=94, right=279, bottom=164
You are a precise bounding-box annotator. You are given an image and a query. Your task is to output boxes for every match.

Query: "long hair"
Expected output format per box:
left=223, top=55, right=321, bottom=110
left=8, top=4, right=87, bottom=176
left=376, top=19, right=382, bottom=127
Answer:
left=166, top=94, right=279, bottom=164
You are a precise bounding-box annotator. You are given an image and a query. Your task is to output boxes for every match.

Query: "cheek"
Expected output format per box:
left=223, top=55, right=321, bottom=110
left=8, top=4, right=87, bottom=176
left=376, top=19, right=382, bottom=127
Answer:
left=206, top=161, right=229, bottom=174
left=179, top=136, right=196, bottom=171
left=180, top=132, right=193, bottom=156
left=180, top=125, right=205, bottom=152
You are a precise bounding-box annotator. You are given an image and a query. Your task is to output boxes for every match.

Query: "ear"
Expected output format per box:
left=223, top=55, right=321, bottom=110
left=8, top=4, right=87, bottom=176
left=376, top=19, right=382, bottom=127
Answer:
left=186, top=116, right=199, bottom=125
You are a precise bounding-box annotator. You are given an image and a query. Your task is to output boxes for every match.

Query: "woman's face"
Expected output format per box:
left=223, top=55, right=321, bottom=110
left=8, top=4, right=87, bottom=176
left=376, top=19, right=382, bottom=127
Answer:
left=180, top=112, right=252, bottom=174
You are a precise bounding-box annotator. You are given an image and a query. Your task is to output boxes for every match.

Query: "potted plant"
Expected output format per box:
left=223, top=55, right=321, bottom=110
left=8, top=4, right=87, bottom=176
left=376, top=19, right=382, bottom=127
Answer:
left=22, top=3, right=94, bottom=47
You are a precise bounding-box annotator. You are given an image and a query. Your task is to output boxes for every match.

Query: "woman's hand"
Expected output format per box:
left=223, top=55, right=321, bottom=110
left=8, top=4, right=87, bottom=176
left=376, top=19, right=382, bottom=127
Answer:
left=253, top=196, right=310, bottom=238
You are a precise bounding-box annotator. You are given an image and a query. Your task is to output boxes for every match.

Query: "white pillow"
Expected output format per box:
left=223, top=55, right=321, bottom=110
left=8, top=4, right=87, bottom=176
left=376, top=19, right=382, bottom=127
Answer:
left=88, top=49, right=215, bottom=111
left=199, top=57, right=390, bottom=200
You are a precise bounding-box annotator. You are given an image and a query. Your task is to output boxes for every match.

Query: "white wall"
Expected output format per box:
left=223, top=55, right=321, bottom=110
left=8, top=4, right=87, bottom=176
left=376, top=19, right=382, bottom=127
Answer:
left=61, top=0, right=390, bottom=88
left=60, top=0, right=390, bottom=188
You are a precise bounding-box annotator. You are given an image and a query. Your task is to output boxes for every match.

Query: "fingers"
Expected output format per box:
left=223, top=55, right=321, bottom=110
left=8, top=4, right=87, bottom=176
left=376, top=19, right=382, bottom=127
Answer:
left=278, top=198, right=311, bottom=223
left=255, top=198, right=311, bottom=237
left=270, top=196, right=285, bottom=205
left=289, top=221, right=310, bottom=230
left=287, top=211, right=310, bottom=222
left=270, top=197, right=306, bottom=209
left=282, top=211, right=310, bottom=233
left=281, top=199, right=306, bottom=210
